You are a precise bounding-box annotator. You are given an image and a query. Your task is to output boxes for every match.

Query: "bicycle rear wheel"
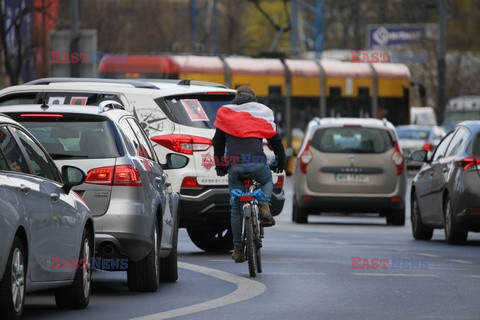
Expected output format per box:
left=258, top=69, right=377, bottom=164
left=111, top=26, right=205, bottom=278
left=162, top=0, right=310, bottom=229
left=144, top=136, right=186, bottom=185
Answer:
left=245, top=217, right=257, bottom=277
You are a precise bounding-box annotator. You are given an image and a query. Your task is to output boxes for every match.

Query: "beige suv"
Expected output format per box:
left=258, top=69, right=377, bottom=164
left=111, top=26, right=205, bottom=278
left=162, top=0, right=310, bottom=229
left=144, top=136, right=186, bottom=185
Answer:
left=292, top=117, right=407, bottom=225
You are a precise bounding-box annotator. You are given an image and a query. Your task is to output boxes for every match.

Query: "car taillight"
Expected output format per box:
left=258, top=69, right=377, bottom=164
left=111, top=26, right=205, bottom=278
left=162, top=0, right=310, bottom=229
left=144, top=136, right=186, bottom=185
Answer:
left=392, top=142, right=405, bottom=175
left=457, top=157, right=480, bottom=170
left=274, top=175, right=284, bottom=187
left=151, top=134, right=211, bottom=155
left=423, top=141, right=433, bottom=151
left=85, top=165, right=141, bottom=186
left=299, top=141, right=313, bottom=174
left=181, top=176, right=203, bottom=189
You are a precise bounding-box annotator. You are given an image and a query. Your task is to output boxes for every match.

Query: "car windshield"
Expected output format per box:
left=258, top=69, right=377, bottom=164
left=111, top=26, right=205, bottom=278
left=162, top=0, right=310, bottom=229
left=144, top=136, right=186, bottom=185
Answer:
left=310, top=126, right=392, bottom=154
left=396, top=128, right=431, bottom=140
left=155, top=93, right=235, bottom=129
left=18, top=120, right=120, bottom=159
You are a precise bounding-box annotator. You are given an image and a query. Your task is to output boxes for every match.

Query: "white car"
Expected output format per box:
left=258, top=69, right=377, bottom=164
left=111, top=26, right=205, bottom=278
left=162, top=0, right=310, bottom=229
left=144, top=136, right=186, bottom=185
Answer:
left=0, top=78, right=286, bottom=252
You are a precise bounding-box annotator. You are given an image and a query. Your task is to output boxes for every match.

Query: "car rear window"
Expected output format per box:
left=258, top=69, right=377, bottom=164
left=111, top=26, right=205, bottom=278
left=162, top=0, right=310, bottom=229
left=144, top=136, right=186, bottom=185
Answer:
left=310, top=126, right=393, bottom=154
left=155, top=93, right=235, bottom=129
left=396, top=128, right=431, bottom=140
left=17, top=117, right=120, bottom=159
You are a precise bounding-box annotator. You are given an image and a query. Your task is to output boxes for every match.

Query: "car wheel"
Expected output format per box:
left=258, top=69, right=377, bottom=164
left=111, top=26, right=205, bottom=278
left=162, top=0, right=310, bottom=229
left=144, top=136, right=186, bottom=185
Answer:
left=444, top=196, right=468, bottom=245
left=293, top=198, right=308, bottom=224
left=386, top=207, right=405, bottom=226
left=160, top=214, right=178, bottom=283
left=55, top=229, right=92, bottom=309
left=187, top=224, right=233, bottom=253
left=0, top=236, right=26, bottom=319
left=411, top=192, right=433, bottom=240
left=127, top=222, right=160, bottom=291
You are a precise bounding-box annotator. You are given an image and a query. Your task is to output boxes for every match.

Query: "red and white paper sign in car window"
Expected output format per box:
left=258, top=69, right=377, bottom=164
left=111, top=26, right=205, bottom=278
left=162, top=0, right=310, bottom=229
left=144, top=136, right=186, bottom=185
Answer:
left=70, top=97, right=88, bottom=105
left=48, top=97, right=66, bottom=105
left=181, top=99, right=209, bottom=121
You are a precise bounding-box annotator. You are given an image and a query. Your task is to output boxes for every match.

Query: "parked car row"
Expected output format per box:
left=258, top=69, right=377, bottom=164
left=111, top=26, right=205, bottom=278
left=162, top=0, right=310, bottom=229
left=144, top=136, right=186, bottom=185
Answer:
left=291, top=116, right=480, bottom=247
left=0, top=78, right=286, bottom=318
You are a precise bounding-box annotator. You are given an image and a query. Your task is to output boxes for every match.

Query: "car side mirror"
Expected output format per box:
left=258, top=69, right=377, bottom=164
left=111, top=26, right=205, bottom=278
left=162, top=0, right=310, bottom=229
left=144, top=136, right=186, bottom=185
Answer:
left=165, top=153, right=189, bottom=169
left=62, top=165, right=87, bottom=193
left=409, top=150, right=428, bottom=163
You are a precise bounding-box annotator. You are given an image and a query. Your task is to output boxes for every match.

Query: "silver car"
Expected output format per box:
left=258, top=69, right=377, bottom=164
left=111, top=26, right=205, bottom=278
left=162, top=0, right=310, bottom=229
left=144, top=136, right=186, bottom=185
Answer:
left=1, top=101, right=179, bottom=292
left=293, top=117, right=407, bottom=225
left=410, top=121, right=480, bottom=244
left=0, top=114, right=92, bottom=318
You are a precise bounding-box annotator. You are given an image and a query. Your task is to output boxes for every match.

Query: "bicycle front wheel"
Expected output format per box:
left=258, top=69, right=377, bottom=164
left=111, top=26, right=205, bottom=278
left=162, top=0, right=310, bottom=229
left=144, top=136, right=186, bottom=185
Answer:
left=245, top=217, right=257, bottom=277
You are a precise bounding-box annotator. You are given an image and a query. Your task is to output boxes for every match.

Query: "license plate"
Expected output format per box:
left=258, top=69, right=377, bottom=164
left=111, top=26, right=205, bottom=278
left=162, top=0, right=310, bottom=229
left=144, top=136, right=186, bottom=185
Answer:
left=335, top=173, right=369, bottom=182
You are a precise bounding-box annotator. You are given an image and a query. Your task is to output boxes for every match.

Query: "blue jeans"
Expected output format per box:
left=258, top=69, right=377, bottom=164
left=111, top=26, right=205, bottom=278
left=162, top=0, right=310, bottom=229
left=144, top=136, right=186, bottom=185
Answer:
left=228, top=163, right=272, bottom=248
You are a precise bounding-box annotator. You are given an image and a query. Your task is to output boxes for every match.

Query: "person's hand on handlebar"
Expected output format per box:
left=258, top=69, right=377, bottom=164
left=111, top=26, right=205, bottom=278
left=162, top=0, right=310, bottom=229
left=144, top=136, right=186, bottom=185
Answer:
left=215, top=166, right=228, bottom=176
left=270, top=164, right=284, bottom=173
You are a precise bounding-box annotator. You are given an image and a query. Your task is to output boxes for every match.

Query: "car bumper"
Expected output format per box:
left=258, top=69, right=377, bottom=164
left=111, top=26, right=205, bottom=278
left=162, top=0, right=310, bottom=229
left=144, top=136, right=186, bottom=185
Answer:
left=298, top=195, right=405, bottom=214
left=93, top=208, right=153, bottom=262
left=178, top=187, right=285, bottom=228
left=455, top=211, right=480, bottom=232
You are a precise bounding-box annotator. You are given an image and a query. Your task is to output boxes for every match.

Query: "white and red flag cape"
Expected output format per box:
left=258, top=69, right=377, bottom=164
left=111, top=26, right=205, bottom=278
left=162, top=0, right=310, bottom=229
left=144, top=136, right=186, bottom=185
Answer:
left=214, top=102, right=277, bottom=139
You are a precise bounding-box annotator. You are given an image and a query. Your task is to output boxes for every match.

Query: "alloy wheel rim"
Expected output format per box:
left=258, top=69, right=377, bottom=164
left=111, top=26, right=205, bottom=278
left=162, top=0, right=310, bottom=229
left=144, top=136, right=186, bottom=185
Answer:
left=11, top=248, right=25, bottom=313
left=82, top=239, right=91, bottom=298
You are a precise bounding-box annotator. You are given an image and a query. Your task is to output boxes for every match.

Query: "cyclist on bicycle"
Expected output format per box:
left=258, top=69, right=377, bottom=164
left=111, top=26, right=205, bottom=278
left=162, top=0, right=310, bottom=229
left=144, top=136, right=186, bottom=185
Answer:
left=212, top=85, right=285, bottom=263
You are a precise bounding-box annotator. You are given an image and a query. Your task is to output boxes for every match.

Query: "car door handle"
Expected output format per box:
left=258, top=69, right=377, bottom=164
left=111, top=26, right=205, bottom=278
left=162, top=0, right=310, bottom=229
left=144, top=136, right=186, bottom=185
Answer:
left=19, top=184, right=30, bottom=194
left=50, top=193, right=59, bottom=202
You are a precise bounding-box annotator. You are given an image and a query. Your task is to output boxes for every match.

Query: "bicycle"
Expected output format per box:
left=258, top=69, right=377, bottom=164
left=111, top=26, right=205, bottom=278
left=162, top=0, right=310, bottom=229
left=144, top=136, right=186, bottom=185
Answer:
left=234, top=173, right=265, bottom=277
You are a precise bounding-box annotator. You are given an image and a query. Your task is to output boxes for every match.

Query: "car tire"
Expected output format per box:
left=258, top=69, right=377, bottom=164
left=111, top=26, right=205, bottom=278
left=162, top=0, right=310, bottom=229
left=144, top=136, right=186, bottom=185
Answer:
left=293, top=197, right=308, bottom=224
left=444, top=196, right=468, bottom=245
left=127, top=223, right=160, bottom=292
left=160, top=214, right=178, bottom=283
left=411, top=192, right=434, bottom=240
left=187, top=224, right=233, bottom=253
left=386, top=207, right=405, bottom=226
left=0, top=236, right=26, bottom=319
left=55, top=229, right=92, bottom=309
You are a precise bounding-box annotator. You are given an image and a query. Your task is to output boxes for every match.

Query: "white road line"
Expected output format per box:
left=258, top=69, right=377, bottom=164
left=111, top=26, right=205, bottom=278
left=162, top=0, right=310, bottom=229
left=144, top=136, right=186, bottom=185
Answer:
left=352, top=273, right=439, bottom=277
left=465, top=275, right=480, bottom=278
left=131, top=262, right=266, bottom=320
left=450, top=259, right=474, bottom=264
left=264, top=272, right=328, bottom=276
left=417, top=253, right=441, bottom=258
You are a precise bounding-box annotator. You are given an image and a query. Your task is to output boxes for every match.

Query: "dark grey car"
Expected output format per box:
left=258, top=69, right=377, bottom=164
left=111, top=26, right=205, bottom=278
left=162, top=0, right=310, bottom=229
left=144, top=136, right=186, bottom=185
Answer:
left=1, top=102, right=179, bottom=292
left=410, top=121, right=480, bottom=244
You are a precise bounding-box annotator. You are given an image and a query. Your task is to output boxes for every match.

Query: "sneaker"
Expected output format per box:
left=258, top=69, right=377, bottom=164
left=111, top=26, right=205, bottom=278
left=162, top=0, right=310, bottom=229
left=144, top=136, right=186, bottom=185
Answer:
left=259, top=203, right=275, bottom=226
left=231, top=246, right=245, bottom=263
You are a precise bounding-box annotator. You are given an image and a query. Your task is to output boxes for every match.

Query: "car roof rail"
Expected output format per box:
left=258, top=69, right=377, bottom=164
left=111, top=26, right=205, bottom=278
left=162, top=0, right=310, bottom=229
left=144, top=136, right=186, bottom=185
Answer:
left=24, top=77, right=160, bottom=90
left=98, top=100, right=125, bottom=113
left=177, top=79, right=228, bottom=89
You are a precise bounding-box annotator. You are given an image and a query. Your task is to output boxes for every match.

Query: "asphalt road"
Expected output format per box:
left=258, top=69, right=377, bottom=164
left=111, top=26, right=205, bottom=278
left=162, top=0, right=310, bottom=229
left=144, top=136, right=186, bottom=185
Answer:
left=23, top=174, right=480, bottom=320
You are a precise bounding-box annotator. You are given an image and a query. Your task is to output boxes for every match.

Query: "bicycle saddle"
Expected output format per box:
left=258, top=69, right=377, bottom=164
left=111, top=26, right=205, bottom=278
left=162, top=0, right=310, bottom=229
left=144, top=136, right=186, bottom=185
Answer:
left=238, top=173, right=255, bottom=181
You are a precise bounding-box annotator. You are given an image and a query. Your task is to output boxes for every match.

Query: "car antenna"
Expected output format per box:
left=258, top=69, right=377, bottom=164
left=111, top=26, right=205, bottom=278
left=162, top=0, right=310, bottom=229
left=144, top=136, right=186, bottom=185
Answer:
left=40, top=100, right=49, bottom=110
